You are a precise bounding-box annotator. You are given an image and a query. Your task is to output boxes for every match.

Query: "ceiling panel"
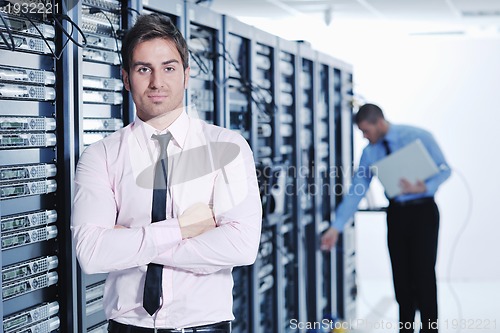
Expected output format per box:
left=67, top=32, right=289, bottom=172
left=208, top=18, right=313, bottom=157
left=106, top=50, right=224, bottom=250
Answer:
left=366, top=0, right=458, bottom=20
left=206, top=0, right=500, bottom=33
left=453, top=0, right=500, bottom=13
left=283, top=0, right=374, bottom=17
left=209, top=0, right=295, bottom=18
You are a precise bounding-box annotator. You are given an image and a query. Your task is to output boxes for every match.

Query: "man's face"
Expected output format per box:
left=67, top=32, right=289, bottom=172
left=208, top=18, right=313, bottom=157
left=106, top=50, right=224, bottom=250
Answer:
left=357, top=119, right=384, bottom=144
left=122, top=38, right=190, bottom=122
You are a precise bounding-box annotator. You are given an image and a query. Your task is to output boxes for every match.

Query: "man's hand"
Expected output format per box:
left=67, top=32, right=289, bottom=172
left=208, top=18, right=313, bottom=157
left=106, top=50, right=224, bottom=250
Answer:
left=399, top=178, right=427, bottom=194
left=321, top=227, right=339, bottom=251
left=178, top=203, right=216, bottom=239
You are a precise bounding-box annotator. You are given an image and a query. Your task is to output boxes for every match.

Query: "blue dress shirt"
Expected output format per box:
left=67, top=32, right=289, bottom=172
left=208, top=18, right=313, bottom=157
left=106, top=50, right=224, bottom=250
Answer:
left=332, top=124, right=451, bottom=232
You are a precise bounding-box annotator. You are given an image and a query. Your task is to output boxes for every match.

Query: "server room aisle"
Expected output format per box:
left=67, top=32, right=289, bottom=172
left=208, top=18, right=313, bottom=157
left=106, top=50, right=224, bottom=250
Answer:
left=353, top=279, right=500, bottom=333
left=352, top=211, right=500, bottom=333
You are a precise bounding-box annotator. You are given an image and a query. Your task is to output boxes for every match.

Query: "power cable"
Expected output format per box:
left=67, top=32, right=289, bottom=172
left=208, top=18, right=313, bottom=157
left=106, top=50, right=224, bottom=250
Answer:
left=0, top=11, right=15, bottom=51
left=84, top=7, right=121, bottom=66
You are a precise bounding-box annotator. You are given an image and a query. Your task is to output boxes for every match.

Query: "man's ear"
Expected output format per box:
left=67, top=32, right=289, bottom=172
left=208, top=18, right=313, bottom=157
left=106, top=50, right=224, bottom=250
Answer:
left=122, top=69, right=130, bottom=92
left=183, top=66, right=190, bottom=89
left=376, top=117, right=386, bottom=128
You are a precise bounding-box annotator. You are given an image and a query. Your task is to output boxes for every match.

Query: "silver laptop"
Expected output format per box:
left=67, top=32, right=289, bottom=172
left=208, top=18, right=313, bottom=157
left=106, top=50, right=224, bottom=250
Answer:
left=371, top=139, right=439, bottom=198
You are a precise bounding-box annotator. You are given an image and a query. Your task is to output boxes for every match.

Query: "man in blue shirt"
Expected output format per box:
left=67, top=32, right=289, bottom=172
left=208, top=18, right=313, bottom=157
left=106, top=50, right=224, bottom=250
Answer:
left=321, top=103, right=451, bottom=332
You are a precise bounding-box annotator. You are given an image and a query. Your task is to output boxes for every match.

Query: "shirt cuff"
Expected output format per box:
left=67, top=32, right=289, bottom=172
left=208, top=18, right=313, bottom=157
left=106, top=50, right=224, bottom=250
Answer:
left=331, top=220, right=345, bottom=233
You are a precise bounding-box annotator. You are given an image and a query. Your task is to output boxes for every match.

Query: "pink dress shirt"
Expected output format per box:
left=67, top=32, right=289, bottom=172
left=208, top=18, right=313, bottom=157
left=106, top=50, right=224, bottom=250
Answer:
left=71, top=110, right=262, bottom=329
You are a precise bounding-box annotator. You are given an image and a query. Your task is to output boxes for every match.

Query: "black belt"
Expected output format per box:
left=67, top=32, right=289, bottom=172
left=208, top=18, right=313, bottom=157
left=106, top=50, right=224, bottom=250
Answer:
left=108, top=320, right=231, bottom=333
left=389, top=197, right=434, bottom=207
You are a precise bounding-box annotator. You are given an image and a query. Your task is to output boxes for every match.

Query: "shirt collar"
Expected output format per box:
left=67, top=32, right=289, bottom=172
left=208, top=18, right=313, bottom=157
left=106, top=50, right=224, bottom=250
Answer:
left=132, top=109, right=189, bottom=150
left=381, top=122, right=396, bottom=144
left=166, top=110, right=188, bottom=149
left=131, top=116, right=153, bottom=153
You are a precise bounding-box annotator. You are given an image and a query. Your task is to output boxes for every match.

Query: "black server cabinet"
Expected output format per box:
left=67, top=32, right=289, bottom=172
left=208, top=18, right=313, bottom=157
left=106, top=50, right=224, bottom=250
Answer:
left=73, top=0, right=129, bottom=332
left=221, top=16, right=254, bottom=333
left=221, top=16, right=253, bottom=142
left=296, top=42, right=321, bottom=325
left=276, top=37, right=304, bottom=332
left=313, top=52, right=338, bottom=323
left=332, top=61, right=357, bottom=322
left=185, top=3, right=223, bottom=126
left=251, top=29, right=282, bottom=332
left=249, top=28, right=280, bottom=333
left=0, top=7, right=66, bottom=333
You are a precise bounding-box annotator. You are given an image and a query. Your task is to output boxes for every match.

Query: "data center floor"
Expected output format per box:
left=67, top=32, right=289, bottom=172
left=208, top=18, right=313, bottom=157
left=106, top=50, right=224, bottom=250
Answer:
left=353, top=279, right=500, bottom=333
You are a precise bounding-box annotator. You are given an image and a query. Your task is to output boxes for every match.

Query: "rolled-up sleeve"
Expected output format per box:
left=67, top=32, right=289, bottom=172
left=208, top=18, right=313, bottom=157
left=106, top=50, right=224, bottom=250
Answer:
left=332, top=150, right=373, bottom=232
left=420, top=132, right=451, bottom=195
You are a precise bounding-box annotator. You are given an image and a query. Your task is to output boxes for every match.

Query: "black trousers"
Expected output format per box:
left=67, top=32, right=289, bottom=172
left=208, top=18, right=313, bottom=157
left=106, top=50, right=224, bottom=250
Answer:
left=387, top=198, right=439, bottom=333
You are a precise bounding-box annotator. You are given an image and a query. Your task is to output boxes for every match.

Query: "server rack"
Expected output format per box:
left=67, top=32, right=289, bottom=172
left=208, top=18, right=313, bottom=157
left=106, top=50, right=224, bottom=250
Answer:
left=73, top=0, right=129, bottom=332
left=220, top=15, right=254, bottom=333
left=275, top=37, right=305, bottom=332
left=248, top=27, right=280, bottom=333
left=332, top=60, right=357, bottom=322
left=313, top=51, right=338, bottom=323
left=222, top=16, right=253, bottom=142
left=296, top=41, right=322, bottom=326
left=0, top=4, right=67, bottom=332
left=185, top=2, right=224, bottom=125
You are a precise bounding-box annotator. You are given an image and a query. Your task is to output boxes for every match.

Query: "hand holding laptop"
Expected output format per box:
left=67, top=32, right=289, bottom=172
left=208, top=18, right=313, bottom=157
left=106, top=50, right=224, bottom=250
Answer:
left=371, top=139, right=438, bottom=198
left=399, top=179, right=427, bottom=194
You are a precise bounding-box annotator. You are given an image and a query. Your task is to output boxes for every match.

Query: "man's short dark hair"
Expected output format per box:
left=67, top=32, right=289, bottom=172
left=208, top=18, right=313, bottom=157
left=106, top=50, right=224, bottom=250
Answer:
left=121, top=13, right=189, bottom=73
left=354, top=103, right=385, bottom=125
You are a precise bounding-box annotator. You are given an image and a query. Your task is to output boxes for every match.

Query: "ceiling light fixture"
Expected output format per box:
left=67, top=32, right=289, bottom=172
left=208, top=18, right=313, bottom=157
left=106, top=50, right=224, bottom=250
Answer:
left=324, top=5, right=333, bottom=26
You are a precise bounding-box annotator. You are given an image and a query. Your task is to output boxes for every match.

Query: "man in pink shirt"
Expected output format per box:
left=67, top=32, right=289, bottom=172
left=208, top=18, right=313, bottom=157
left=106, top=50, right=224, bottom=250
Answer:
left=72, top=13, right=262, bottom=333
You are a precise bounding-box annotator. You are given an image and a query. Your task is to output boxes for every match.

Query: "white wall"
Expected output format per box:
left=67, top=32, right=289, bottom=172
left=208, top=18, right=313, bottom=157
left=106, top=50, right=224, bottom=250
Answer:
left=239, top=17, right=500, bottom=281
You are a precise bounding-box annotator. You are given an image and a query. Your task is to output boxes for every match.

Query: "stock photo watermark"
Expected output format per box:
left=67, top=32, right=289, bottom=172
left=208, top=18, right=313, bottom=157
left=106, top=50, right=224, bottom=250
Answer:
left=256, top=164, right=374, bottom=197
left=289, top=318, right=498, bottom=331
